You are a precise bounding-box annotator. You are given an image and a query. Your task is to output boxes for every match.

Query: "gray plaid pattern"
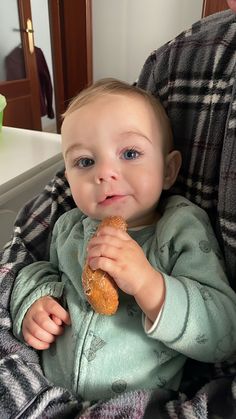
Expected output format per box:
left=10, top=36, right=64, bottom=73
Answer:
left=137, top=9, right=236, bottom=289
left=1, top=9, right=236, bottom=418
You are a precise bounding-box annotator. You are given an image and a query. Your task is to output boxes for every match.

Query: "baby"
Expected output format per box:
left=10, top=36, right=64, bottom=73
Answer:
left=10, top=78, right=236, bottom=401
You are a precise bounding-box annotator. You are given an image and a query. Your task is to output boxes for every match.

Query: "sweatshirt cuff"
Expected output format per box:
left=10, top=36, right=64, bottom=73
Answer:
left=144, top=304, right=164, bottom=333
left=12, top=282, right=64, bottom=342
left=145, top=274, right=189, bottom=343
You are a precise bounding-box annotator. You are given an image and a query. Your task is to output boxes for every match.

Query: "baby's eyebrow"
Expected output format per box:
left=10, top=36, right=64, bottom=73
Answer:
left=119, top=130, right=151, bottom=143
left=64, top=143, right=84, bottom=158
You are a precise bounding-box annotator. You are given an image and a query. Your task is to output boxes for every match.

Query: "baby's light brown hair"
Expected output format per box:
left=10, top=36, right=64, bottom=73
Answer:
left=62, top=78, right=173, bottom=153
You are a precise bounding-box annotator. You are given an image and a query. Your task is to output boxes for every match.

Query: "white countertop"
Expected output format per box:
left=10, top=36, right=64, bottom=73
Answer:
left=0, top=126, right=63, bottom=195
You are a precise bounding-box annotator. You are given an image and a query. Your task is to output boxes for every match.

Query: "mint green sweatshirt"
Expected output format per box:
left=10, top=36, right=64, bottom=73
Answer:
left=10, top=196, right=236, bottom=401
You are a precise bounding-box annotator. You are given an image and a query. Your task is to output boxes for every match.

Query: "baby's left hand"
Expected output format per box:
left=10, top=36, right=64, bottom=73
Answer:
left=87, top=225, right=153, bottom=297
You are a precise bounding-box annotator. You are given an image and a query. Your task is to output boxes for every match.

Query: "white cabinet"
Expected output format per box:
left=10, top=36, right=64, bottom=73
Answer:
left=0, top=127, right=63, bottom=249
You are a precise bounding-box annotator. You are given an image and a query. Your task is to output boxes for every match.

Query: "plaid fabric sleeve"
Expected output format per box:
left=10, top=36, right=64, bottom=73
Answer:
left=137, top=9, right=236, bottom=290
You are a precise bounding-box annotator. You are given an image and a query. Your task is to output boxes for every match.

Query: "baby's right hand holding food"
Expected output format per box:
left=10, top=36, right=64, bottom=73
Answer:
left=22, top=296, right=71, bottom=350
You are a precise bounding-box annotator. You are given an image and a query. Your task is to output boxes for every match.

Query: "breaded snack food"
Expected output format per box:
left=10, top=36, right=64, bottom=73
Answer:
left=82, top=216, right=127, bottom=315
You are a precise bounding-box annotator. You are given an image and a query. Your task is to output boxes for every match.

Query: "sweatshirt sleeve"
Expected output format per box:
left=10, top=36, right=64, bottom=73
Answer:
left=146, top=202, right=236, bottom=363
left=10, top=223, right=64, bottom=342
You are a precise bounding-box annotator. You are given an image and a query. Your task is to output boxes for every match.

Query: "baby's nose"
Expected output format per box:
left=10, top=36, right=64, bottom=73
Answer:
left=95, top=162, right=118, bottom=183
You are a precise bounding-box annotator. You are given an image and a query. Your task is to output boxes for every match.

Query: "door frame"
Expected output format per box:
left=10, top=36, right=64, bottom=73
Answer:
left=202, top=0, right=229, bottom=17
left=48, top=0, right=93, bottom=132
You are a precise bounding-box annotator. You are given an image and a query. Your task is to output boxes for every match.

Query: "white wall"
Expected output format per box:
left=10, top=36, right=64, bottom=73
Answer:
left=92, top=0, right=203, bottom=83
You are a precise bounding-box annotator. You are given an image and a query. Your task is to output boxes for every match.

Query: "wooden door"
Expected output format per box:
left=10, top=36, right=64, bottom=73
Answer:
left=202, top=0, right=229, bottom=17
left=0, top=0, right=41, bottom=130
left=48, top=0, right=93, bottom=132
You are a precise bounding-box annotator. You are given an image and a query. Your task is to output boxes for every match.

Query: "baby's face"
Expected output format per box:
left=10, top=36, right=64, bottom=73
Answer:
left=227, top=0, right=236, bottom=13
left=62, top=93, right=168, bottom=227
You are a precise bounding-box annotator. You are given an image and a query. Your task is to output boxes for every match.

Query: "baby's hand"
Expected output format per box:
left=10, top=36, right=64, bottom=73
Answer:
left=88, top=226, right=165, bottom=322
left=22, top=296, right=71, bottom=350
left=87, top=226, right=154, bottom=296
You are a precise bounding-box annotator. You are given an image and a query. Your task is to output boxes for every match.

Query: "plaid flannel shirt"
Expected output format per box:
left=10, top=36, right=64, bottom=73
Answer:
left=0, top=9, right=236, bottom=419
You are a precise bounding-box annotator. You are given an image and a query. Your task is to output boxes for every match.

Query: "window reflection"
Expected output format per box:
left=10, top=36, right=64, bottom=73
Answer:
left=5, top=46, right=26, bottom=81
left=0, top=1, right=26, bottom=81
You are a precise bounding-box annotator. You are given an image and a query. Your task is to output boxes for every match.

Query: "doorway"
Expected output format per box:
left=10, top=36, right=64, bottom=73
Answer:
left=31, top=0, right=56, bottom=133
left=48, top=0, right=93, bottom=132
left=202, top=0, right=229, bottom=16
left=0, top=0, right=92, bottom=133
left=0, top=0, right=42, bottom=130
left=32, top=0, right=93, bottom=133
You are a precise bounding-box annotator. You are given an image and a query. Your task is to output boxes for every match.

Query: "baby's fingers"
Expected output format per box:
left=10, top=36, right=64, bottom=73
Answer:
left=33, top=311, right=65, bottom=336
left=23, top=320, right=57, bottom=350
left=88, top=241, right=120, bottom=263
left=44, top=298, right=71, bottom=326
left=50, top=314, right=63, bottom=326
left=23, top=330, right=51, bottom=350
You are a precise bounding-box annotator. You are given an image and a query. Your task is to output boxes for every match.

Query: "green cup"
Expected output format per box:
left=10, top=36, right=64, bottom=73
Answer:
left=0, top=94, right=7, bottom=132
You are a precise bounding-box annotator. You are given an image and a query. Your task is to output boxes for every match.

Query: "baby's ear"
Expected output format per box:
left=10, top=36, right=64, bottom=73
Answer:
left=163, top=150, right=182, bottom=190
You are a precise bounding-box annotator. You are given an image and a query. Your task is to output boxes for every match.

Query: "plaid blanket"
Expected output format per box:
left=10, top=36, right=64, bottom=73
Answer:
left=1, top=9, right=236, bottom=418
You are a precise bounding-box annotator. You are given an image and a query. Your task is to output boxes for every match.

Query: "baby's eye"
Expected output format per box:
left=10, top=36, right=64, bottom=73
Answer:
left=122, top=149, right=140, bottom=160
left=76, top=157, right=94, bottom=168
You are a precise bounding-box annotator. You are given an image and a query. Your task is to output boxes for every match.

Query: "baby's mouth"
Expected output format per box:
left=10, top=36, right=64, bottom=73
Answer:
left=98, top=194, right=125, bottom=205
